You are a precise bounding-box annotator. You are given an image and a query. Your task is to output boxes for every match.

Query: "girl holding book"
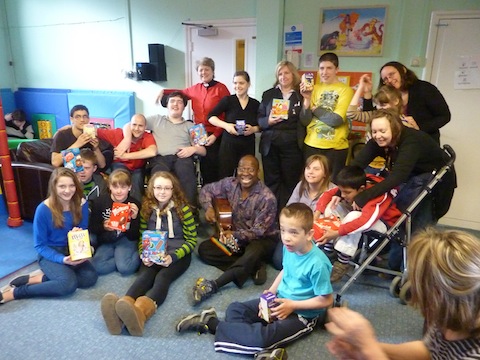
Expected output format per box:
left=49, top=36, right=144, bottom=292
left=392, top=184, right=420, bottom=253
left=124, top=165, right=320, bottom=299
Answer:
left=100, top=171, right=197, bottom=336
left=1, top=168, right=97, bottom=305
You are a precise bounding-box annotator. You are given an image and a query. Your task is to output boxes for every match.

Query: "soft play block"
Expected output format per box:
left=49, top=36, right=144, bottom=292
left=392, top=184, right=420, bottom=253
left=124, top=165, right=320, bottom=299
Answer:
left=67, top=90, right=135, bottom=128
left=14, top=88, right=70, bottom=128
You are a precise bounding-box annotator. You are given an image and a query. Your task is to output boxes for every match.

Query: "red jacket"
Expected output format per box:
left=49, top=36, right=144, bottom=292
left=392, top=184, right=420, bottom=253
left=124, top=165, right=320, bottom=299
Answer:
left=183, top=81, right=230, bottom=138
left=315, top=175, right=402, bottom=236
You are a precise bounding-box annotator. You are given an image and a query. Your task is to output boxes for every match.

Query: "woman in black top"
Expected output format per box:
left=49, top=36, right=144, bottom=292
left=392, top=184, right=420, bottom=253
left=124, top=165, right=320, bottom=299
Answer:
left=258, top=61, right=305, bottom=210
left=208, top=71, right=260, bottom=179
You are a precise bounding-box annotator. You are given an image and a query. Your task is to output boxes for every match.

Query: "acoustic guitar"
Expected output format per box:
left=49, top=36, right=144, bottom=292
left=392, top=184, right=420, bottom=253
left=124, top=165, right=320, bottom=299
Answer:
left=210, top=198, right=239, bottom=256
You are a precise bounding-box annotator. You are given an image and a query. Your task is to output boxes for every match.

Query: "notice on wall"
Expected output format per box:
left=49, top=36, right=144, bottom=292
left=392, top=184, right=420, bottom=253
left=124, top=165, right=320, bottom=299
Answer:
left=454, top=54, right=480, bottom=89
left=284, top=24, right=303, bottom=53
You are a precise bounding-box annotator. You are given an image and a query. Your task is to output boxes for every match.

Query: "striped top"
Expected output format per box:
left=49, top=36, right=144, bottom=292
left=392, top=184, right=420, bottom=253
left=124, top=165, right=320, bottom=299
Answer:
left=424, top=326, right=480, bottom=359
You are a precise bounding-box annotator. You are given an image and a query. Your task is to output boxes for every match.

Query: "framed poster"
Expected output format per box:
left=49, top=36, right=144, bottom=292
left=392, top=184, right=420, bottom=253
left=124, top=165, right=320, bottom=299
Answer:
left=319, top=6, right=387, bottom=57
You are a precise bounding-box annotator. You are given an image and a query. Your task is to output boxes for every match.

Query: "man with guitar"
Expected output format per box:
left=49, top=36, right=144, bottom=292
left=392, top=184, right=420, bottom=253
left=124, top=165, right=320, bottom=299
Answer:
left=192, top=155, right=278, bottom=305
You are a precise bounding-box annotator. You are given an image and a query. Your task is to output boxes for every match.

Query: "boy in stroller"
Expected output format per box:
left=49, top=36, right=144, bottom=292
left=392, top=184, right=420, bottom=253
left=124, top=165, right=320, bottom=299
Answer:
left=314, top=166, right=402, bottom=282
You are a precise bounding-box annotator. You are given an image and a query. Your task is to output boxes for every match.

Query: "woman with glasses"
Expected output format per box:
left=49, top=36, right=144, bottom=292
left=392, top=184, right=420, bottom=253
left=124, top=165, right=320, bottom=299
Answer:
left=100, top=171, right=197, bottom=337
left=369, top=61, right=451, bottom=144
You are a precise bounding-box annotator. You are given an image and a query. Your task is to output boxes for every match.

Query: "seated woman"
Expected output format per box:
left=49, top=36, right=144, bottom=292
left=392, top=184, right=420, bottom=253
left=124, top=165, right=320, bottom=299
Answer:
left=1, top=168, right=97, bottom=305
left=351, top=108, right=456, bottom=270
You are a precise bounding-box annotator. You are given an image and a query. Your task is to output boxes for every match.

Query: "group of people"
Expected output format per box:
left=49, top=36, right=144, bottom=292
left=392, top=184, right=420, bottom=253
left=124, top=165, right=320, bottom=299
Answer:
left=0, top=54, right=474, bottom=359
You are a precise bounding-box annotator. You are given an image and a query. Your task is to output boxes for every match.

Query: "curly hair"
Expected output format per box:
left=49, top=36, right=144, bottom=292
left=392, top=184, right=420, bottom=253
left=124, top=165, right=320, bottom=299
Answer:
left=140, top=171, right=190, bottom=221
left=408, top=227, right=480, bottom=336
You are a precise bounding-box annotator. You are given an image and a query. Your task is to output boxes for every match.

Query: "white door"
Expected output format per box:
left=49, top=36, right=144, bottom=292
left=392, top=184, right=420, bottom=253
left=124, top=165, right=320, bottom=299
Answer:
left=425, top=11, right=480, bottom=230
left=184, top=18, right=256, bottom=119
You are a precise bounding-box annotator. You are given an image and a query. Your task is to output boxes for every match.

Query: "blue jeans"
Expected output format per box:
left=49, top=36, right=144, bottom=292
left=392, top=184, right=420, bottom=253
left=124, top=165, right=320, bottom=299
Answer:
left=92, top=235, right=140, bottom=275
left=14, top=255, right=98, bottom=299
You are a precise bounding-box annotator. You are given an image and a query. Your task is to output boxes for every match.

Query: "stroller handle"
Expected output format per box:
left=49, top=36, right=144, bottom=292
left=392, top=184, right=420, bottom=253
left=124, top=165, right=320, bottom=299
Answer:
left=443, top=144, right=456, bottom=165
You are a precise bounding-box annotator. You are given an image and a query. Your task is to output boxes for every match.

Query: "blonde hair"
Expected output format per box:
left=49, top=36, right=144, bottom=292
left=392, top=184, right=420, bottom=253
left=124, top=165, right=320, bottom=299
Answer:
left=47, top=168, right=84, bottom=228
left=140, top=171, right=189, bottom=221
left=273, top=60, right=301, bottom=90
left=108, top=168, right=132, bottom=187
left=408, top=227, right=480, bottom=336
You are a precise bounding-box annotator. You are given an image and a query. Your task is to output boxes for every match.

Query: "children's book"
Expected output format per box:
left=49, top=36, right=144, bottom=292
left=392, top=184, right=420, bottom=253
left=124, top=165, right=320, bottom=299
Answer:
left=189, top=123, right=208, bottom=146
left=61, top=148, right=84, bottom=172
left=235, top=119, right=246, bottom=135
left=271, top=98, right=290, bottom=119
left=142, top=230, right=168, bottom=264
left=68, top=229, right=92, bottom=261
left=313, top=215, right=341, bottom=241
left=107, top=202, right=131, bottom=232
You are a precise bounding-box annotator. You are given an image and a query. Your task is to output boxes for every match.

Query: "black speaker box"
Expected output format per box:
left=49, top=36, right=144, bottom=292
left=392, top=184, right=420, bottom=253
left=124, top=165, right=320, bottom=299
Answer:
left=150, top=61, right=167, bottom=82
left=136, top=62, right=155, bottom=81
left=148, top=43, right=165, bottom=63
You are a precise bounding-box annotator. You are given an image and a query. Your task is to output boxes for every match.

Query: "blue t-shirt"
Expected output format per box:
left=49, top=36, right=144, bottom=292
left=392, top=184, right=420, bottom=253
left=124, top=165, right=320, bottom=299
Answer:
left=34, top=201, right=89, bottom=264
left=278, top=242, right=333, bottom=318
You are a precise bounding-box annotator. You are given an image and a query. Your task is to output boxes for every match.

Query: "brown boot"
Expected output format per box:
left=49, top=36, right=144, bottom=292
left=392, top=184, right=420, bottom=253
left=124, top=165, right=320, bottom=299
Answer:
left=100, top=293, right=122, bottom=335
left=115, top=295, right=156, bottom=336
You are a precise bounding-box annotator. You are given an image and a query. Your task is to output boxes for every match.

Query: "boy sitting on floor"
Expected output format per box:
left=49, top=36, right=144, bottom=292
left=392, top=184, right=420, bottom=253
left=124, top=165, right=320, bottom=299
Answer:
left=177, top=203, right=332, bottom=358
left=314, top=165, right=402, bottom=283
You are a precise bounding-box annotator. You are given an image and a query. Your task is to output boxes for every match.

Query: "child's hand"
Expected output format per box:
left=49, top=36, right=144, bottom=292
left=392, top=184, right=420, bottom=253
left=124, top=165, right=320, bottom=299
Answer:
left=70, top=227, right=83, bottom=232
left=158, top=255, right=172, bottom=267
left=129, top=203, right=139, bottom=219
left=63, top=256, right=87, bottom=266
left=103, top=219, right=115, bottom=231
left=270, top=298, right=294, bottom=320
left=142, top=257, right=154, bottom=267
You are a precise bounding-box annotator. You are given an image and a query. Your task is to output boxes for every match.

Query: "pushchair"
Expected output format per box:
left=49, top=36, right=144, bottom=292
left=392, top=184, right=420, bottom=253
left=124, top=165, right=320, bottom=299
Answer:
left=334, top=145, right=456, bottom=307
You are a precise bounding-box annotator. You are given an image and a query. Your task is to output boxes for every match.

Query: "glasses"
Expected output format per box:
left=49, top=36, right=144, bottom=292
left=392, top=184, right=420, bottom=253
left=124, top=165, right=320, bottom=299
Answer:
left=73, top=115, right=89, bottom=120
left=237, top=167, right=256, bottom=174
left=153, top=186, right=173, bottom=191
left=382, top=71, right=397, bottom=84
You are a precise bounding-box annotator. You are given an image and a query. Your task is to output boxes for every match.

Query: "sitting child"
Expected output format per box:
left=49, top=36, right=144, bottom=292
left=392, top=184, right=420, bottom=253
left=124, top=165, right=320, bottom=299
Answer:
left=314, top=165, right=402, bottom=282
left=5, top=109, right=34, bottom=139
left=177, top=203, right=332, bottom=358
left=89, top=168, right=141, bottom=275
left=100, top=171, right=197, bottom=337
left=76, top=148, right=108, bottom=204
left=326, top=227, right=480, bottom=359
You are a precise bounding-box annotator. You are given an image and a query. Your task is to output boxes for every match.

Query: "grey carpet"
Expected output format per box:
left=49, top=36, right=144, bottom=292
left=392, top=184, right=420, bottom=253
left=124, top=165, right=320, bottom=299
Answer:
left=0, top=240, right=424, bottom=360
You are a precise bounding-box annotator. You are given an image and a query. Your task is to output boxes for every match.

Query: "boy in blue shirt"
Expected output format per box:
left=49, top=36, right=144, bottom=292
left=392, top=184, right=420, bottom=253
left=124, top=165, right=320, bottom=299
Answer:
left=177, top=203, right=333, bottom=357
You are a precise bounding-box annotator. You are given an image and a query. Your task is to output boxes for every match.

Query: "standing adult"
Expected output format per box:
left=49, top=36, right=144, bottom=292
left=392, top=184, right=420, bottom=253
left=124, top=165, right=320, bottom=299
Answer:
left=155, top=57, right=230, bottom=184
left=376, top=61, right=450, bottom=144
left=208, top=70, right=260, bottom=179
left=258, top=60, right=305, bottom=211
left=300, top=52, right=354, bottom=182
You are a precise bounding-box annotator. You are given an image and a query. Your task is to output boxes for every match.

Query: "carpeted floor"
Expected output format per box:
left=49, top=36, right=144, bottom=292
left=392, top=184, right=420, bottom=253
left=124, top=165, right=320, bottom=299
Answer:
left=0, top=234, right=424, bottom=360
left=0, top=215, right=36, bottom=279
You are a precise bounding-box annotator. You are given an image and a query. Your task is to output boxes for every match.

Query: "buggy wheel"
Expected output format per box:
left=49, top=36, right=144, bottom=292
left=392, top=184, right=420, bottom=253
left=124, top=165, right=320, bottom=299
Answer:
left=389, top=276, right=402, bottom=298
left=399, top=280, right=412, bottom=305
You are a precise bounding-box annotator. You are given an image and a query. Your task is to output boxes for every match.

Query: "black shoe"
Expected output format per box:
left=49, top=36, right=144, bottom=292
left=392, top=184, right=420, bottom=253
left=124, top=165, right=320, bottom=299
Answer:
left=255, top=348, right=288, bottom=360
left=9, top=275, right=30, bottom=288
left=253, top=263, right=267, bottom=285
